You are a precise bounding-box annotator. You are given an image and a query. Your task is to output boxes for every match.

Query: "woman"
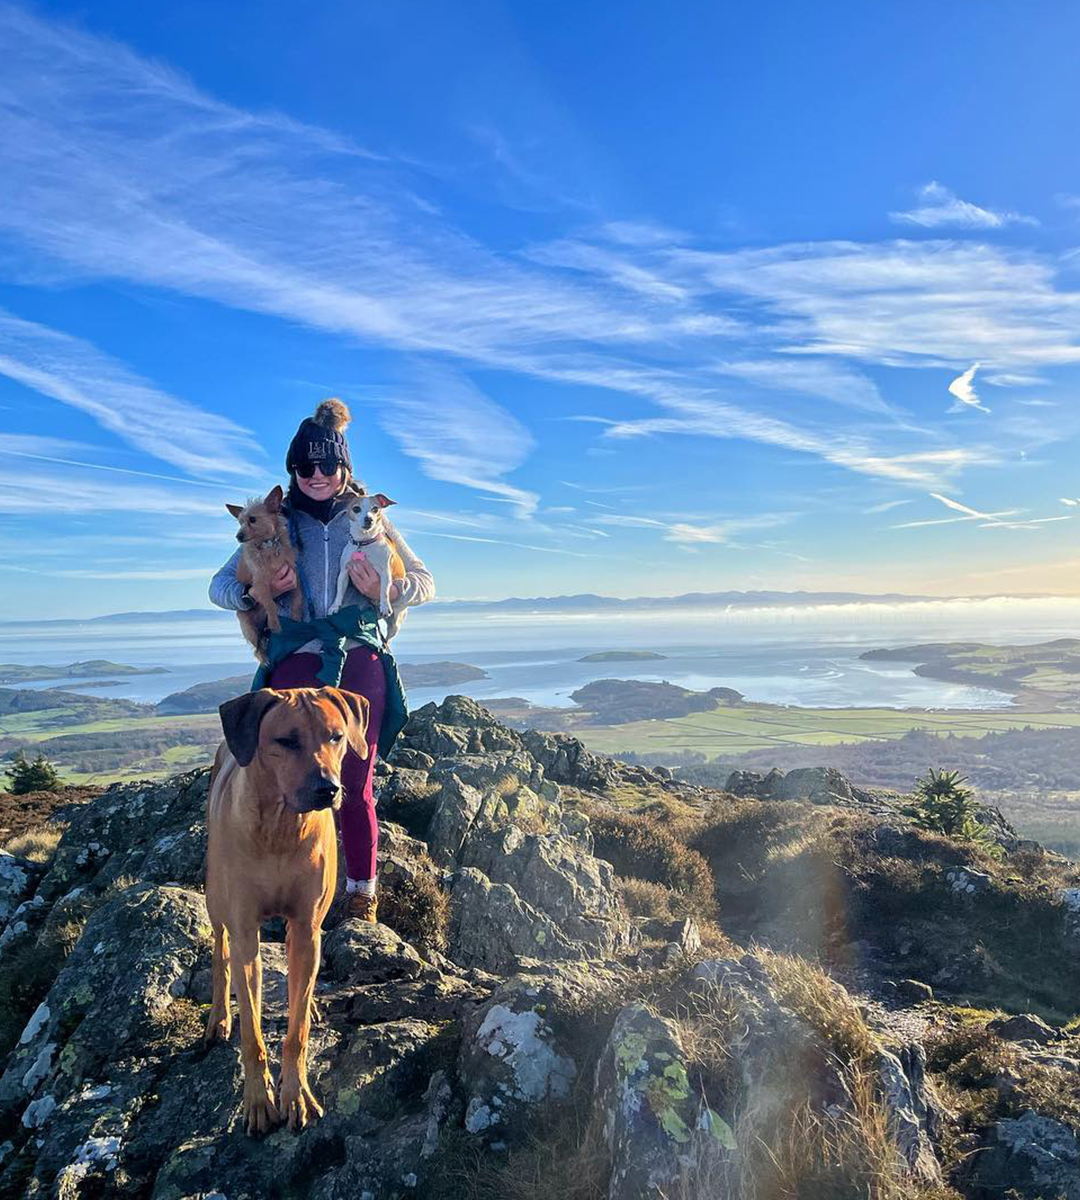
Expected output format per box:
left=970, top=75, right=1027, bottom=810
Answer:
left=209, top=399, right=434, bottom=921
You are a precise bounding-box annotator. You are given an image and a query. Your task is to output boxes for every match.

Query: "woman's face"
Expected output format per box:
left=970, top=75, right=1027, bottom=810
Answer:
left=295, top=463, right=343, bottom=501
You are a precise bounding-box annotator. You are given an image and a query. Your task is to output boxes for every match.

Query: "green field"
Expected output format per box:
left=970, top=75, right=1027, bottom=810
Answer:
left=9, top=696, right=1080, bottom=790
left=0, top=709, right=220, bottom=786
left=569, top=702, right=1080, bottom=759
left=0, top=709, right=219, bottom=741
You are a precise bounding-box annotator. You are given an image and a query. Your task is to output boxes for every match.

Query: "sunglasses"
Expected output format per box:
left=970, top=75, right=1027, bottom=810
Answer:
left=295, top=460, right=343, bottom=479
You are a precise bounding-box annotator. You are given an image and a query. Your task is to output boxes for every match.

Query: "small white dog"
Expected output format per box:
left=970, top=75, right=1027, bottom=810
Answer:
left=330, top=493, right=407, bottom=638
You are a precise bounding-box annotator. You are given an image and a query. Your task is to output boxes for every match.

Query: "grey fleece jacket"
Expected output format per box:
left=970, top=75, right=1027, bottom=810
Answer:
left=209, top=504, right=434, bottom=624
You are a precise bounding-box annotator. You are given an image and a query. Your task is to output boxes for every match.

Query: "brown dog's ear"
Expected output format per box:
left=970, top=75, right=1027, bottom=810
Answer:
left=219, top=690, right=280, bottom=767
left=264, top=484, right=284, bottom=514
left=372, top=493, right=396, bottom=508
left=226, top=503, right=244, bottom=519
left=323, top=688, right=370, bottom=759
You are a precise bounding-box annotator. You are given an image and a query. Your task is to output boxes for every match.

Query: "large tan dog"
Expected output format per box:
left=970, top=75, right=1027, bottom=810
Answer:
left=204, top=686, right=369, bottom=1134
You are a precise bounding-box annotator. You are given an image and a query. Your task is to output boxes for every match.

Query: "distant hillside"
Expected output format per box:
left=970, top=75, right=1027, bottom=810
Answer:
left=578, top=650, right=668, bottom=662
left=0, top=660, right=169, bottom=684
left=0, top=589, right=981, bottom=628
left=155, top=677, right=250, bottom=716
left=861, top=638, right=1080, bottom=710
left=0, top=687, right=145, bottom=719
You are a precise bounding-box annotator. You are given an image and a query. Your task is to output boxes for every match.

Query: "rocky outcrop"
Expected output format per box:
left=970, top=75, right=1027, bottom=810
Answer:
left=594, top=1003, right=720, bottom=1199
left=384, top=705, right=636, bottom=975
left=965, top=1109, right=1080, bottom=1200
left=725, top=765, right=889, bottom=810
left=3, top=696, right=1079, bottom=1200
left=402, top=695, right=695, bottom=796
left=0, top=850, right=40, bottom=926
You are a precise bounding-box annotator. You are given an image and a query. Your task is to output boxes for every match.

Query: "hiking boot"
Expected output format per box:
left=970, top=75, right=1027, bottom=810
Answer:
left=347, top=893, right=378, bottom=923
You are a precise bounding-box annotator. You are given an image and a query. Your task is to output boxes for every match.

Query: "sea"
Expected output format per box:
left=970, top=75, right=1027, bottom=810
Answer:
left=3, top=595, right=1079, bottom=713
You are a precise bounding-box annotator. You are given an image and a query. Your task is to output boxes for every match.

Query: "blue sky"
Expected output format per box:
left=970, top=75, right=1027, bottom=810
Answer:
left=3, top=0, right=1080, bottom=619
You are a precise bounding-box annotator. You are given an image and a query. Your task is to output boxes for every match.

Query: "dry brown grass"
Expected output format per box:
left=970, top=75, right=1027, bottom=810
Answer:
left=618, top=877, right=685, bottom=921
left=754, top=948, right=877, bottom=1066
left=378, top=863, right=451, bottom=954
left=587, top=809, right=716, bottom=919
left=1, top=822, right=65, bottom=863
left=927, top=1023, right=1080, bottom=1135
left=429, top=1099, right=609, bottom=1200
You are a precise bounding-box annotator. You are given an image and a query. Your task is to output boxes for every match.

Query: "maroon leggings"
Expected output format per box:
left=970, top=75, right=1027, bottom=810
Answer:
left=267, top=648, right=385, bottom=881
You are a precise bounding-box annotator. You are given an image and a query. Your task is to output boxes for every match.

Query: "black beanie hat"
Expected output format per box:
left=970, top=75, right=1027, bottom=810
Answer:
left=286, top=398, right=352, bottom=474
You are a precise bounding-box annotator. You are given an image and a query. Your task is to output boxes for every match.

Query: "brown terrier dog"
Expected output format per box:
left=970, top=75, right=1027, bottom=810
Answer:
left=226, top=485, right=305, bottom=660
left=204, top=687, right=369, bottom=1133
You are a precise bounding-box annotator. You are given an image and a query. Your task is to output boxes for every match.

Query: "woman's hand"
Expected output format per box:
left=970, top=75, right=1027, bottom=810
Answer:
left=347, top=555, right=400, bottom=603
left=270, top=564, right=297, bottom=596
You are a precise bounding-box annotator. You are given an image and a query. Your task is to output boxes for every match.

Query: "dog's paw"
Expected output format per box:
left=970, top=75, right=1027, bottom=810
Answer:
left=243, top=1076, right=280, bottom=1136
left=202, top=1005, right=232, bottom=1045
left=279, top=1075, right=324, bottom=1132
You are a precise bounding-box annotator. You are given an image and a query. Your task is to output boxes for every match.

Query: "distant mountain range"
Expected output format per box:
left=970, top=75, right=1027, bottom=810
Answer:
left=0, top=588, right=1070, bottom=627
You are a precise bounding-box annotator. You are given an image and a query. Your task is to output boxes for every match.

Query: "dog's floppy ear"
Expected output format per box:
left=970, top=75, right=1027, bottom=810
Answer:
left=226, top=503, right=244, bottom=519
left=219, top=690, right=280, bottom=767
left=264, top=484, right=284, bottom=514
left=372, top=493, right=396, bottom=509
left=323, top=688, right=370, bottom=759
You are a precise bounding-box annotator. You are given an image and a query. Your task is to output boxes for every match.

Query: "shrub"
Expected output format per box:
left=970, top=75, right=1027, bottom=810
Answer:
left=377, top=860, right=450, bottom=954
left=588, top=811, right=715, bottom=917
left=4, top=751, right=62, bottom=795
left=907, top=768, right=1002, bottom=856
left=927, top=1023, right=1080, bottom=1134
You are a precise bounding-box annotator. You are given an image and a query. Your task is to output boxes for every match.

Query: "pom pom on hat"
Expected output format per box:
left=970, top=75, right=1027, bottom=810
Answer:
left=314, top=398, right=351, bottom=432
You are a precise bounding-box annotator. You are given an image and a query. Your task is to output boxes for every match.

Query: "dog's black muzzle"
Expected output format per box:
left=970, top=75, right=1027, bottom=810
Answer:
left=290, top=773, right=342, bottom=813
left=236, top=531, right=246, bottom=543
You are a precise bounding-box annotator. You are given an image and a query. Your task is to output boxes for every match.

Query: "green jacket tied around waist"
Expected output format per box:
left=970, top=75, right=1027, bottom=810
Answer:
left=249, top=604, right=408, bottom=758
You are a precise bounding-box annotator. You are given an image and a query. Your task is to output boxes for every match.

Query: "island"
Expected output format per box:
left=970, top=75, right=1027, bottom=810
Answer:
left=398, top=661, right=489, bottom=688
left=0, top=660, right=169, bottom=685
left=859, top=639, right=1080, bottom=710
left=569, top=678, right=744, bottom=724
left=577, top=650, right=669, bottom=663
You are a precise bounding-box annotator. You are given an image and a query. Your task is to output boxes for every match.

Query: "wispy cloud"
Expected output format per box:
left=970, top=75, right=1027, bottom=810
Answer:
left=1, top=2, right=1076, bottom=509
left=0, top=468, right=223, bottom=515
left=597, top=220, right=686, bottom=247
left=0, top=311, right=263, bottom=476
left=893, top=492, right=1071, bottom=532
left=984, top=372, right=1047, bottom=387
left=889, top=182, right=1037, bottom=230
left=864, top=498, right=913, bottom=514
left=9, top=564, right=218, bottom=580
left=375, top=367, right=538, bottom=517
left=417, top=530, right=599, bottom=558
left=596, top=393, right=993, bottom=486
left=667, top=239, right=1080, bottom=369
left=525, top=238, right=691, bottom=303
left=589, top=510, right=793, bottom=548
left=708, top=358, right=892, bottom=414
